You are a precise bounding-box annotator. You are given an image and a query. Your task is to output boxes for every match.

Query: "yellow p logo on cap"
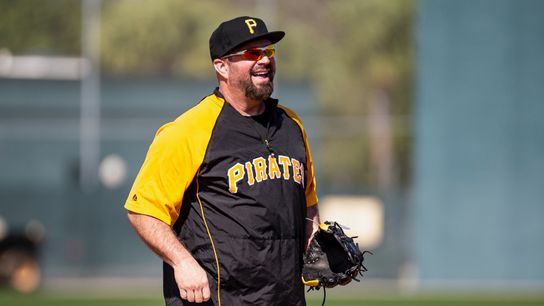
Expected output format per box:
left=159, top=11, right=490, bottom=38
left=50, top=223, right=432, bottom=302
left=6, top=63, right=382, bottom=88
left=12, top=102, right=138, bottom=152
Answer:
left=245, top=19, right=257, bottom=34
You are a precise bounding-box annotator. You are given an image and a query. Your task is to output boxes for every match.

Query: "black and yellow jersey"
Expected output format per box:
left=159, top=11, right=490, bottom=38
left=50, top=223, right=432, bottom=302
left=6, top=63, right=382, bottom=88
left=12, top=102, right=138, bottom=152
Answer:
left=125, top=89, right=318, bottom=306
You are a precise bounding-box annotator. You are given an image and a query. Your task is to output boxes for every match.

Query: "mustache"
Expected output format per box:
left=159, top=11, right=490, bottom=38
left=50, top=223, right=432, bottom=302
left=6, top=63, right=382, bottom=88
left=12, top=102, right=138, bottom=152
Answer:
left=251, top=64, right=273, bottom=74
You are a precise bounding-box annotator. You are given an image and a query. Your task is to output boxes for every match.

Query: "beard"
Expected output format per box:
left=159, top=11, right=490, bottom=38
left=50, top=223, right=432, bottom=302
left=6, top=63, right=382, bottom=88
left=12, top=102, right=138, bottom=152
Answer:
left=238, top=66, right=274, bottom=101
left=245, top=79, right=273, bottom=101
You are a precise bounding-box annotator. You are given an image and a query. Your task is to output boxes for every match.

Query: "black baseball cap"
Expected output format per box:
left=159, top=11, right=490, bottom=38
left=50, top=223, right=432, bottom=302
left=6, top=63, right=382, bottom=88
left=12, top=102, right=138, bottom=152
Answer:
left=209, top=16, right=285, bottom=60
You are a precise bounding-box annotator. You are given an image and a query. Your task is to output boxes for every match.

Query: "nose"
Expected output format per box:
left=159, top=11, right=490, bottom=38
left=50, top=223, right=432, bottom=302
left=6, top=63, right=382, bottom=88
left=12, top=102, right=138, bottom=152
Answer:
left=258, top=53, right=272, bottom=64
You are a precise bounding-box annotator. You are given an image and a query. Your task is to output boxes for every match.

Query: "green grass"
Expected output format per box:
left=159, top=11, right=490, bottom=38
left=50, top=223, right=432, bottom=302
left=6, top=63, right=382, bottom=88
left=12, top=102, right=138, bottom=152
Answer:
left=308, top=298, right=544, bottom=306
left=0, top=296, right=160, bottom=306
left=1, top=292, right=543, bottom=306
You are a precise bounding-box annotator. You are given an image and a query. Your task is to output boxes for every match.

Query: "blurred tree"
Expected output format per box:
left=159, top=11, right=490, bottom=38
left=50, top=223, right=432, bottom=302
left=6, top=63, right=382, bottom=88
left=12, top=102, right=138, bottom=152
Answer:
left=279, top=0, right=413, bottom=192
left=0, top=0, right=81, bottom=54
left=100, top=0, right=237, bottom=79
left=0, top=0, right=413, bottom=193
left=327, top=0, right=412, bottom=192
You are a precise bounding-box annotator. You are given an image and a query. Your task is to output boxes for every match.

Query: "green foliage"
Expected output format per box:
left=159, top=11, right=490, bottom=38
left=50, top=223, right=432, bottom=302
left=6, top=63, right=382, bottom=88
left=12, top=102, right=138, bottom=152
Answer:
left=100, top=0, right=236, bottom=78
left=278, top=0, right=414, bottom=191
left=0, top=0, right=81, bottom=54
left=0, top=0, right=414, bottom=192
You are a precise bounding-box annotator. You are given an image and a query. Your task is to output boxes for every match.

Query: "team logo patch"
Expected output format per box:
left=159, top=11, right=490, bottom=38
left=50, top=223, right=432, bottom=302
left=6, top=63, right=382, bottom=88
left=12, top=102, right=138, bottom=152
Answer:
left=244, top=19, right=257, bottom=34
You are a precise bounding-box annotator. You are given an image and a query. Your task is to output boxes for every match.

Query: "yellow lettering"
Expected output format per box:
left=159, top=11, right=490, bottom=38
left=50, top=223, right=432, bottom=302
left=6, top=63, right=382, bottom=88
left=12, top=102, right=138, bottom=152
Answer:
left=268, top=155, right=281, bottom=179
left=253, top=157, right=267, bottom=182
left=228, top=155, right=305, bottom=191
left=245, top=161, right=255, bottom=186
left=227, top=163, right=245, bottom=193
left=244, top=19, right=257, bottom=34
left=278, top=155, right=292, bottom=180
left=292, top=158, right=302, bottom=184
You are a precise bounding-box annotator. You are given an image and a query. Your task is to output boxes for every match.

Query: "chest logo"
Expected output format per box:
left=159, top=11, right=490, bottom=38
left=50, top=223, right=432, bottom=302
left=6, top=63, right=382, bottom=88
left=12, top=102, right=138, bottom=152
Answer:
left=227, top=154, right=304, bottom=193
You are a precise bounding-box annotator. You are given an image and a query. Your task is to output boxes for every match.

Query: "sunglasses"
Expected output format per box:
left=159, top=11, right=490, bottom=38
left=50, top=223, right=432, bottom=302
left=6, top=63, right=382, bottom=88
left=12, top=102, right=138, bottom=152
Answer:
left=223, top=45, right=275, bottom=61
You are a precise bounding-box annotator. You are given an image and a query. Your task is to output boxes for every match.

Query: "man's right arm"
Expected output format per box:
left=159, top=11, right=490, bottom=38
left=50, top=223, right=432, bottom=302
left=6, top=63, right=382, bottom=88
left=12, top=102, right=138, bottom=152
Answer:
left=127, top=211, right=210, bottom=303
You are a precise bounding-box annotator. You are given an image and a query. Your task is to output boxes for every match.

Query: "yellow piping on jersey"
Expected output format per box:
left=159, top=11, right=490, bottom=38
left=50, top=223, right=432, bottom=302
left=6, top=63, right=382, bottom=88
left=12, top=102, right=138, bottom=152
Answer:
left=196, top=171, right=221, bottom=306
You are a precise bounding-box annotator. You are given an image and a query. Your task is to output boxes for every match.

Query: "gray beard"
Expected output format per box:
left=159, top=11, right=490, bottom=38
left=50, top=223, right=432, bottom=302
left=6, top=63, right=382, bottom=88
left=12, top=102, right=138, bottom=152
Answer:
left=243, top=76, right=274, bottom=101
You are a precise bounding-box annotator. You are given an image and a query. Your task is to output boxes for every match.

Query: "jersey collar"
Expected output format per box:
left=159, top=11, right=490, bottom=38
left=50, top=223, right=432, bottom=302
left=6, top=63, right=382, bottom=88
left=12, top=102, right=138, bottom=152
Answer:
left=213, top=87, right=279, bottom=110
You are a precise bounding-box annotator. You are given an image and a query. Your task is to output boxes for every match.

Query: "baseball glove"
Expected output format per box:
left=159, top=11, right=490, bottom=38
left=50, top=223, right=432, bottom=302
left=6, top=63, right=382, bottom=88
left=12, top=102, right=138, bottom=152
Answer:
left=302, top=221, right=371, bottom=290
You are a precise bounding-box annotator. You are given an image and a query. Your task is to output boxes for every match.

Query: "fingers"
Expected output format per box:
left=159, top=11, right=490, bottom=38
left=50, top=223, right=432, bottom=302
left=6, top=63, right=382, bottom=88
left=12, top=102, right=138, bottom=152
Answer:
left=179, top=288, right=187, bottom=300
left=202, top=284, right=211, bottom=301
left=186, top=289, right=195, bottom=302
left=180, top=287, right=210, bottom=303
left=193, top=287, right=203, bottom=303
left=174, top=257, right=211, bottom=303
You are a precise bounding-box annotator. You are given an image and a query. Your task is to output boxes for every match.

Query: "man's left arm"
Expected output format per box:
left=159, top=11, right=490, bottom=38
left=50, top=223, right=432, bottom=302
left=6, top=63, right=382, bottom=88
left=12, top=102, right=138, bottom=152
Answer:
left=305, top=204, right=320, bottom=251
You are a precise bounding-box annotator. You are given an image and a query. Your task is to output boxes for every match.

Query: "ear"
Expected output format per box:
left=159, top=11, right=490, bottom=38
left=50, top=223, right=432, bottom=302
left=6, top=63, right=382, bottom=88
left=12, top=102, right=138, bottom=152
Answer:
left=213, top=58, right=229, bottom=80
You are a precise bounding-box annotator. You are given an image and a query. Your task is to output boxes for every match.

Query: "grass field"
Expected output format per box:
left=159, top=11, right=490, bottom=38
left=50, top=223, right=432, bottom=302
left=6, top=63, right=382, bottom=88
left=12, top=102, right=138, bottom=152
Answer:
left=1, top=292, right=544, bottom=306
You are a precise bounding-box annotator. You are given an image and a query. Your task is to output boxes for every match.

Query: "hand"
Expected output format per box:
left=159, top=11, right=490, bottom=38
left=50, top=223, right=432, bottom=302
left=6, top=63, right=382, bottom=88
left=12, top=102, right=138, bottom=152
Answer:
left=305, top=225, right=317, bottom=252
left=305, top=205, right=320, bottom=252
left=173, top=257, right=211, bottom=303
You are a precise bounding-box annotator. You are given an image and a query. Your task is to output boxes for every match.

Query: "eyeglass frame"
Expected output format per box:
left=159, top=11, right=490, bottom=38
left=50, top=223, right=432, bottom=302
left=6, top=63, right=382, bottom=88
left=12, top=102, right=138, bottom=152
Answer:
left=221, top=45, right=276, bottom=61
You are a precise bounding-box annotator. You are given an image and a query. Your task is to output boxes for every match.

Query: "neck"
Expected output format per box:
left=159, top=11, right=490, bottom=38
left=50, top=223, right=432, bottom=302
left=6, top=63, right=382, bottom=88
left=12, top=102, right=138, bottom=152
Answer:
left=218, top=84, right=265, bottom=116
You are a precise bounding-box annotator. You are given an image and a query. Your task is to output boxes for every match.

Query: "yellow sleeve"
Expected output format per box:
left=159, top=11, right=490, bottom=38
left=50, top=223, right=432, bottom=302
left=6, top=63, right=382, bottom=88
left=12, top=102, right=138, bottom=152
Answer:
left=278, top=105, right=319, bottom=207
left=124, top=96, right=223, bottom=226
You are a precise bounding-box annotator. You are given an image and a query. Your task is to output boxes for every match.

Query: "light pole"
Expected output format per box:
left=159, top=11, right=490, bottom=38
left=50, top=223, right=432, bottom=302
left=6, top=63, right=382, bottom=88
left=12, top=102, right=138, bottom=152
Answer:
left=80, top=0, right=102, bottom=192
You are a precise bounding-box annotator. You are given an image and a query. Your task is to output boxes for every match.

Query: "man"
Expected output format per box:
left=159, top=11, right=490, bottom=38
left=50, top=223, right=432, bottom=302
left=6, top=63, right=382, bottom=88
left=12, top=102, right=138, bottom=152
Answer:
left=125, top=16, right=320, bottom=306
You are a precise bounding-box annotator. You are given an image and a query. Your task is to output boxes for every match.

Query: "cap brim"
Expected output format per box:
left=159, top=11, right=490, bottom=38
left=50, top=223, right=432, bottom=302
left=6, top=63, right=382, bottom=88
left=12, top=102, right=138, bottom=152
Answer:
left=223, top=31, right=285, bottom=57
left=257, top=31, right=285, bottom=45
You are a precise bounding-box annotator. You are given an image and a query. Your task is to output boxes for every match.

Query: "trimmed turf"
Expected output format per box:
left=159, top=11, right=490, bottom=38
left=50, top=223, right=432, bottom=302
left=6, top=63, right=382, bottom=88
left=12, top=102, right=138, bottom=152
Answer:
left=1, top=293, right=543, bottom=306
left=308, top=298, right=544, bottom=306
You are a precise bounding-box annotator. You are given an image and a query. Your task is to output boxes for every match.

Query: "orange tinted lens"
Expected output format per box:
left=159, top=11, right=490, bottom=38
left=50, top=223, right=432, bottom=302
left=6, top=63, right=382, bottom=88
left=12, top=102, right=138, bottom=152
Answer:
left=263, top=47, right=275, bottom=58
left=243, top=49, right=264, bottom=60
left=241, top=47, right=275, bottom=60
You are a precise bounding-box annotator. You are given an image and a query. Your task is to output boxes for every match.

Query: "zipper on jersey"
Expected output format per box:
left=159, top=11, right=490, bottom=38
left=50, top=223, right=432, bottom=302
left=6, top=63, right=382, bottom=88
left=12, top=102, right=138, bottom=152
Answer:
left=264, top=139, right=273, bottom=154
left=248, top=106, right=275, bottom=156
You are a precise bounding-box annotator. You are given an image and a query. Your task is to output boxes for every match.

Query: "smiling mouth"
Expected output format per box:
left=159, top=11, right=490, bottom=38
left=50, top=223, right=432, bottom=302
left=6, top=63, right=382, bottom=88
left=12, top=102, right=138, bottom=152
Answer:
left=251, top=69, right=272, bottom=81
